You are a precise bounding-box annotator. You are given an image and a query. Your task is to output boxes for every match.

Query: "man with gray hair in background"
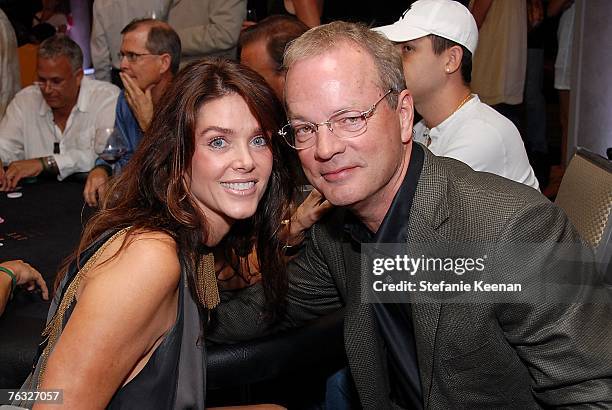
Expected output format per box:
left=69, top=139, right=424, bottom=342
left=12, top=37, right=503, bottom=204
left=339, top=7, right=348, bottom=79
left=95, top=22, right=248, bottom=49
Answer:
left=0, top=34, right=119, bottom=191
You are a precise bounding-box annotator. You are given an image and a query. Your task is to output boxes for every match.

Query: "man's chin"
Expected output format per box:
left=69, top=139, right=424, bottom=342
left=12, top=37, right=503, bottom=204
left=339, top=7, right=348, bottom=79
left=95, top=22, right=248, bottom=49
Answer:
left=320, top=189, right=362, bottom=208
left=44, top=99, right=61, bottom=109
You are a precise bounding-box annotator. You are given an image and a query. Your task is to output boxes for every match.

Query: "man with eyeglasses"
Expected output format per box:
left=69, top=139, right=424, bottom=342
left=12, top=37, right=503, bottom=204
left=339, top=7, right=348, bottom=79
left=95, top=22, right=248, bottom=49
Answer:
left=0, top=34, right=119, bottom=191
left=84, top=18, right=180, bottom=207
left=90, top=0, right=163, bottom=87
left=211, top=21, right=612, bottom=408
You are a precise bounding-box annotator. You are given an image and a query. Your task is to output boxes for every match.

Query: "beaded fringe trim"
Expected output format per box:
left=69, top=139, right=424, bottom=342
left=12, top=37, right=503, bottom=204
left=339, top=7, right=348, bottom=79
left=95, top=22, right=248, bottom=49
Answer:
left=36, top=229, right=220, bottom=390
left=37, top=227, right=130, bottom=389
left=196, top=252, right=220, bottom=309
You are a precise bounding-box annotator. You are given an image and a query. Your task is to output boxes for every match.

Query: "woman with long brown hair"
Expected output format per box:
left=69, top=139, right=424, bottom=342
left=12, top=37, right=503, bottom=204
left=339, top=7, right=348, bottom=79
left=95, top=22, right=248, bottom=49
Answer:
left=16, top=58, right=293, bottom=409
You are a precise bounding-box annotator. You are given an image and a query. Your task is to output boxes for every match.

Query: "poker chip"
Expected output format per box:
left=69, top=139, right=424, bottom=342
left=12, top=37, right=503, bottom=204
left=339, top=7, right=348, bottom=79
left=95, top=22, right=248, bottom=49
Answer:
left=7, top=192, right=22, bottom=199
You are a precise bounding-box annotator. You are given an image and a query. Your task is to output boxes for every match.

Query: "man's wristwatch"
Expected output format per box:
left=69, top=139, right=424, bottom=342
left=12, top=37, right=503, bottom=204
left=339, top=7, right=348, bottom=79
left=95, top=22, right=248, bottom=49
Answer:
left=42, top=155, right=58, bottom=174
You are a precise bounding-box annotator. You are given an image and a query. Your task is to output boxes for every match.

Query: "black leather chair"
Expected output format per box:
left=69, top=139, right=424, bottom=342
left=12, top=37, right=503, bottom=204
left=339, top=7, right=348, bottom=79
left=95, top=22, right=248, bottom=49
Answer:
left=207, top=308, right=346, bottom=408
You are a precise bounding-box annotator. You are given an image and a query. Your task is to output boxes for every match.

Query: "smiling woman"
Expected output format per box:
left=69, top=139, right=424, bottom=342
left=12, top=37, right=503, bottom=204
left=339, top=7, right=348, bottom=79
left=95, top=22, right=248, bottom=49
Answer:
left=8, top=59, right=293, bottom=410
left=188, top=93, right=273, bottom=226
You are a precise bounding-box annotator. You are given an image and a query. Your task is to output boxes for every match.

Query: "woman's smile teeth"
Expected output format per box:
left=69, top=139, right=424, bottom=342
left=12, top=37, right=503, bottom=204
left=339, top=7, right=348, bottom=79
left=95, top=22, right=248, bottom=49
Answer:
left=221, top=181, right=255, bottom=190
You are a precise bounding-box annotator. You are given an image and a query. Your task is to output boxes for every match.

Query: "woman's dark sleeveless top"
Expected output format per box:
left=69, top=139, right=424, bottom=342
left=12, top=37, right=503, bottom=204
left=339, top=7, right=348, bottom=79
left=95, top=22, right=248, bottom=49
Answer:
left=38, top=230, right=206, bottom=409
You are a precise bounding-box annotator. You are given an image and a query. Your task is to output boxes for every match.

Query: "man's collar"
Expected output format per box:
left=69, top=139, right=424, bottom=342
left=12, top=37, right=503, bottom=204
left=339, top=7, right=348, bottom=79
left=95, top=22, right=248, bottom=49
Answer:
left=74, top=77, right=89, bottom=113
left=38, top=91, right=49, bottom=116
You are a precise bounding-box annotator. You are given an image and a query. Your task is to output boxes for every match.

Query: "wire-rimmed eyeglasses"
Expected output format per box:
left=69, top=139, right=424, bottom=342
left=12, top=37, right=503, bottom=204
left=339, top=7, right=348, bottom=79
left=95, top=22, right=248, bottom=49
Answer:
left=117, top=51, right=161, bottom=63
left=33, top=79, right=65, bottom=91
left=278, top=89, right=393, bottom=150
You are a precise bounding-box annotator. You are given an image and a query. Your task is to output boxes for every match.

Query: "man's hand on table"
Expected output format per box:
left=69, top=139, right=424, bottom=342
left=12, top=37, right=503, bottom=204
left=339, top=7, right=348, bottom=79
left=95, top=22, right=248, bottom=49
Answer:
left=0, top=159, right=44, bottom=191
left=84, top=166, right=110, bottom=207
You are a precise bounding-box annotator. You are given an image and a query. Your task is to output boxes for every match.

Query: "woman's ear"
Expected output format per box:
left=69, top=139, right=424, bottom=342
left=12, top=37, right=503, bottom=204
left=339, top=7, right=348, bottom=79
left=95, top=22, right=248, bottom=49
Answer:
left=397, top=89, right=414, bottom=143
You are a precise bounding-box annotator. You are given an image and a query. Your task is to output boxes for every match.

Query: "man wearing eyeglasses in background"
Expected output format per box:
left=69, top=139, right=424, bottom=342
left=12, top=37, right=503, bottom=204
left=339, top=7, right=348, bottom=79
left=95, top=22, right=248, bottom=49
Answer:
left=211, top=21, right=612, bottom=408
left=0, top=34, right=119, bottom=191
left=83, top=18, right=180, bottom=206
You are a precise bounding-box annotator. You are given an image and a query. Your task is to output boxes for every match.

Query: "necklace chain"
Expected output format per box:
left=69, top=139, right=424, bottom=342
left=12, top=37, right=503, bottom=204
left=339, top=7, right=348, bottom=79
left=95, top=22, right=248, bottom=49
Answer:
left=425, top=93, right=472, bottom=147
left=453, top=93, right=473, bottom=115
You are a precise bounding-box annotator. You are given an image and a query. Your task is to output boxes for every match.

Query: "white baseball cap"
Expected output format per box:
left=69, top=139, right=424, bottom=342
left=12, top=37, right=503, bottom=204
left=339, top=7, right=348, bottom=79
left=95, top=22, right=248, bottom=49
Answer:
left=373, top=0, right=478, bottom=54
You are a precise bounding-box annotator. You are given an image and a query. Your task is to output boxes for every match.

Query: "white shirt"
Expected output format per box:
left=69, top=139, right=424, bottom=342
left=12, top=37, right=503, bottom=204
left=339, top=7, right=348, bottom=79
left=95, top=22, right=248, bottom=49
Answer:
left=554, top=4, right=575, bottom=90
left=0, top=77, right=119, bottom=180
left=414, top=95, right=539, bottom=190
left=91, top=0, right=159, bottom=82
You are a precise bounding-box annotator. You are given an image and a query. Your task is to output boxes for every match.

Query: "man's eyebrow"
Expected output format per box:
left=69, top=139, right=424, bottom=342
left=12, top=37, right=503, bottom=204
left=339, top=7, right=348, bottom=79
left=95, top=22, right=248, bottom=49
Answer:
left=286, top=112, right=306, bottom=122
left=37, top=76, right=63, bottom=81
left=287, top=107, right=362, bottom=122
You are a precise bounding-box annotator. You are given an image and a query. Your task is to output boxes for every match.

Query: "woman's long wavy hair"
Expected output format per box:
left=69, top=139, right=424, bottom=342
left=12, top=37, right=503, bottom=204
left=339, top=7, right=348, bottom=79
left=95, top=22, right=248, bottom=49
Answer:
left=57, top=58, right=293, bottom=321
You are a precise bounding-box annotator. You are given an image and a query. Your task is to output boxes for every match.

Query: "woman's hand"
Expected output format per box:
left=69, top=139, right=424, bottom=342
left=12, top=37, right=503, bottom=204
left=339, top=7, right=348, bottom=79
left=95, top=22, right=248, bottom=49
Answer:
left=0, top=260, right=48, bottom=316
left=1, top=260, right=49, bottom=299
left=283, top=189, right=333, bottom=247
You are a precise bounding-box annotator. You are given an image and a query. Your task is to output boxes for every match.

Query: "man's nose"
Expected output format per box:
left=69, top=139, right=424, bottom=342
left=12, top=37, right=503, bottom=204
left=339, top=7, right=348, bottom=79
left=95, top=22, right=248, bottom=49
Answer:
left=119, top=57, right=129, bottom=71
left=40, top=81, right=53, bottom=92
left=314, top=126, right=346, bottom=161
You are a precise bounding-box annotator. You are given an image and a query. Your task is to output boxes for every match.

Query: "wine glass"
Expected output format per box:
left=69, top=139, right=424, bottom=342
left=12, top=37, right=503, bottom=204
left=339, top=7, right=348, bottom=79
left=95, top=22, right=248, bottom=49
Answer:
left=94, top=128, right=128, bottom=174
left=246, top=8, right=258, bottom=22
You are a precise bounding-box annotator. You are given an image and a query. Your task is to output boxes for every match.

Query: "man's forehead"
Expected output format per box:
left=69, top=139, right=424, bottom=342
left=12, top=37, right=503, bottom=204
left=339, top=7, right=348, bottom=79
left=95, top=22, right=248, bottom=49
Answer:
left=285, top=79, right=381, bottom=120
left=37, top=55, right=73, bottom=74
left=241, top=38, right=275, bottom=66
left=122, top=27, right=149, bottom=48
left=285, top=48, right=379, bottom=113
left=287, top=46, right=374, bottom=85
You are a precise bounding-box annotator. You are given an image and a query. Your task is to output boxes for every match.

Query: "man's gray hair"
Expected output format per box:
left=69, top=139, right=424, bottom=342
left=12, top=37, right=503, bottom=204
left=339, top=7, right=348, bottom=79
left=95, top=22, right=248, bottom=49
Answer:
left=38, top=34, right=83, bottom=71
left=283, top=21, right=406, bottom=107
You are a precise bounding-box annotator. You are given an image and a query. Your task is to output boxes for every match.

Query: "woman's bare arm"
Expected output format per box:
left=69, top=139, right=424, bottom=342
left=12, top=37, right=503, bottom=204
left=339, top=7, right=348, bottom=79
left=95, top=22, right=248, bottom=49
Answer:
left=35, top=231, right=181, bottom=409
left=291, top=0, right=323, bottom=27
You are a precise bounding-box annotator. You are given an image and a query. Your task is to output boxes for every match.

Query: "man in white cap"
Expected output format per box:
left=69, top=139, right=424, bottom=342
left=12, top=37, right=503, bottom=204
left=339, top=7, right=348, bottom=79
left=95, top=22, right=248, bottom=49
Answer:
left=375, top=0, right=539, bottom=190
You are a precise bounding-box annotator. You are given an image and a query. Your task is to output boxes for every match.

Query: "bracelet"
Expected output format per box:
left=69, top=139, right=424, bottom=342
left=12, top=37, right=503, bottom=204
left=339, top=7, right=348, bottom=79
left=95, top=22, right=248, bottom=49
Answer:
left=39, top=157, right=47, bottom=172
left=281, top=219, right=306, bottom=255
left=0, top=266, right=16, bottom=299
left=45, top=155, right=58, bottom=174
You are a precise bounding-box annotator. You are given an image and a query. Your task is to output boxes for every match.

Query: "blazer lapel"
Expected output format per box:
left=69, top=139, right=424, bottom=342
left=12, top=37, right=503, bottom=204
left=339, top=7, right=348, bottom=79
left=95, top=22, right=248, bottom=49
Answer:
left=406, top=149, right=450, bottom=408
left=342, top=240, right=392, bottom=408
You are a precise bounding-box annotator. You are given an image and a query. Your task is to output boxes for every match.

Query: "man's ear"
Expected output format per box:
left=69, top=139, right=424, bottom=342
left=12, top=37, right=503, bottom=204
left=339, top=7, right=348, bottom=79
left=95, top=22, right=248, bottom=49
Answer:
left=445, top=45, right=463, bottom=74
left=74, top=68, right=84, bottom=87
left=159, top=53, right=171, bottom=74
left=397, top=89, right=414, bottom=143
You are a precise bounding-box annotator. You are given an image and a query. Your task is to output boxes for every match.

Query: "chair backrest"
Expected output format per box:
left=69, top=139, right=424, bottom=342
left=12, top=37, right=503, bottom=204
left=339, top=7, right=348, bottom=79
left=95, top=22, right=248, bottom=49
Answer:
left=555, top=148, right=612, bottom=279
